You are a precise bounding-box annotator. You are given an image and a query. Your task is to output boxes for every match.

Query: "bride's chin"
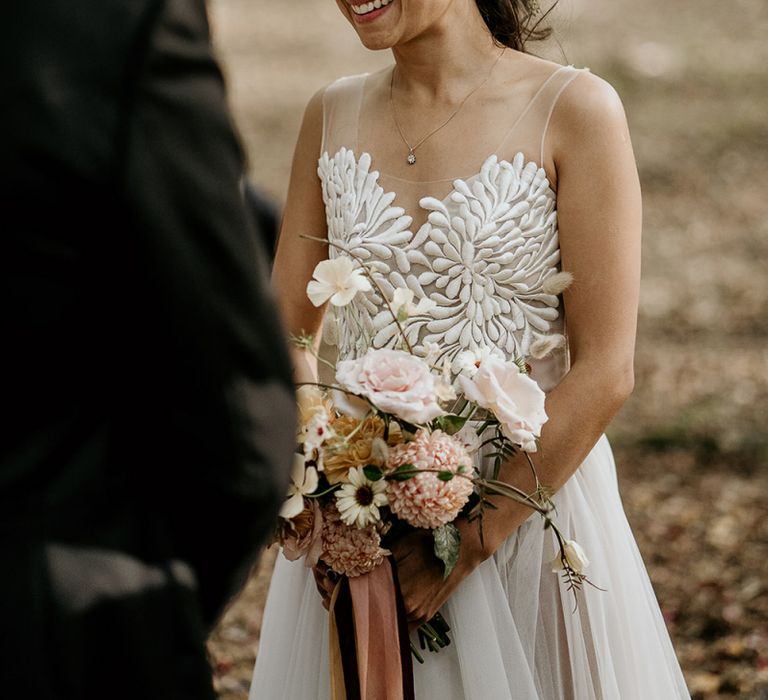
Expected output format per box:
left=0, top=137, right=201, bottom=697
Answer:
left=345, top=0, right=403, bottom=50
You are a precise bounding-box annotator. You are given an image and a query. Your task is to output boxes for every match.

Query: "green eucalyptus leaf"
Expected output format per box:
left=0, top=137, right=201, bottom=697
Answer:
left=397, top=419, right=419, bottom=435
left=433, top=522, right=461, bottom=579
left=363, top=464, right=384, bottom=482
left=437, top=470, right=454, bottom=482
left=435, top=414, right=469, bottom=435
left=390, top=463, right=418, bottom=482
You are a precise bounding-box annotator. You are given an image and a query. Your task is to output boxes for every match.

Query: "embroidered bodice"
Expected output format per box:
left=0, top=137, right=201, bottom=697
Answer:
left=318, top=66, right=585, bottom=391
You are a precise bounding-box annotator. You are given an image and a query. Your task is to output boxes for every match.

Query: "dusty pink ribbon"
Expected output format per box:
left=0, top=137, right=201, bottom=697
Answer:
left=329, top=558, right=414, bottom=700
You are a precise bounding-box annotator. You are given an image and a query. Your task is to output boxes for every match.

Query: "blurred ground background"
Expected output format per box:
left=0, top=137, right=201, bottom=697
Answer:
left=207, top=0, right=768, bottom=697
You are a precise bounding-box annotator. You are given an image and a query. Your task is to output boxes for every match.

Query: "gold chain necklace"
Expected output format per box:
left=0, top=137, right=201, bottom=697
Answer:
left=389, top=48, right=505, bottom=165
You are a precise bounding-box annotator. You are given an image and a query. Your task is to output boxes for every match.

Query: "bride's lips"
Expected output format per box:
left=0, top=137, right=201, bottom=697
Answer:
left=348, top=0, right=394, bottom=24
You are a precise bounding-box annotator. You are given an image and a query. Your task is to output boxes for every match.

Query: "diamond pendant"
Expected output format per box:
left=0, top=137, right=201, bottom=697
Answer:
left=407, top=151, right=416, bottom=165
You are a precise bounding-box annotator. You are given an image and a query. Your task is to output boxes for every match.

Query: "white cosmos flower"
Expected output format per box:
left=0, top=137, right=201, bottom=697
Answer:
left=423, top=342, right=441, bottom=367
left=454, top=423, right=482, bottom=455
left=434, top=356, right=457, bottom=402
left=306, top=256, right=372, bottom=307
left=279, top=453, right=319, bottom=519
left=453, top=346, right=506, bottom=377
left=391, top=287, right=436, bottom=319
left=302, top=408, right=334, bottom=458
left=551, top=539, right=590, bottom=575
left=335, top=466, right=388, bottom=528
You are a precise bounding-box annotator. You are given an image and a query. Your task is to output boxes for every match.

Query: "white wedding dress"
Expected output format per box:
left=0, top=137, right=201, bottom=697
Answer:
left=251, top=65, right=690, bottom=699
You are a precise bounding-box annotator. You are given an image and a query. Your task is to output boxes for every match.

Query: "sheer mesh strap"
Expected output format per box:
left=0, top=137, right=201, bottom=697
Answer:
left=493, top=64, right=577, bottom=161
left=539, top=66, right=590, bottom=165
left=321, top=73, right=368, bottom=158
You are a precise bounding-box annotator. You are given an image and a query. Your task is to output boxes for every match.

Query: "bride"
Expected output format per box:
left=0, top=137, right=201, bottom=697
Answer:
left=251, top=0, right=690, bottom=697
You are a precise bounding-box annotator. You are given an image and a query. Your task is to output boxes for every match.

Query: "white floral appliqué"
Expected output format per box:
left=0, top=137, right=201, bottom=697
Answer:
left=318, top=149, right=566, bottom=370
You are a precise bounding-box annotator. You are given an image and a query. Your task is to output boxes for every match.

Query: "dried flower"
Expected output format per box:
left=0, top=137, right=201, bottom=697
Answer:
left=306, top=256, right=372, bottom=307
left=280, top=498, right=324, bottom=568
left=386, top=430, right=474, bottom=529
left=370, top=437, right=390, bottom=466
left=335, top=466, right=388, bottom=528
left=542, top=270, right=574, bottom=296
left=321, top=506, right=389, bottom=577
left=323, top=415, right=403, bottom=484
left=529, top=333, right=566, bottom=360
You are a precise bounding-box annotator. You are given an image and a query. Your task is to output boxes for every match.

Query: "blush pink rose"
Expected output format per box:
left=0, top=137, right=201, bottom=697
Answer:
left=457, top=356, right=548, bottom=452
left=335, top=349, right=445, bottom=425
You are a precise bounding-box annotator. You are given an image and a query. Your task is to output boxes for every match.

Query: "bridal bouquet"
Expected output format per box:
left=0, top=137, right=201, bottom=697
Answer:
left=274, top=242, right=590, bottom=696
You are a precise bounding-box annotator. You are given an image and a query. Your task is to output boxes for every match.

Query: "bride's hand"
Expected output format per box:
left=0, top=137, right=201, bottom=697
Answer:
left=390, top=526, right=481, bottom=631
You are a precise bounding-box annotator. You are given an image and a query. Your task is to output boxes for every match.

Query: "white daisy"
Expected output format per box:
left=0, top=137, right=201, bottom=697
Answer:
left=335, top=466, right=388, bottom=528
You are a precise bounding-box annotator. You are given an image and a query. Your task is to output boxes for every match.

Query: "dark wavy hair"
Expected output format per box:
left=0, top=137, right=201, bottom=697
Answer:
left=475, top=0, right=555, bottom=52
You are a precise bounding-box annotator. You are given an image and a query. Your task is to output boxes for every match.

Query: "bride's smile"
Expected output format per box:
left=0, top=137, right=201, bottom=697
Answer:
left=349, top=0, right=394, bottom=22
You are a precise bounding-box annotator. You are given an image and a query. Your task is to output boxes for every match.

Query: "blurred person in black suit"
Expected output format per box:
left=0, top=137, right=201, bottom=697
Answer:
left=0, top=0, right=294, bottom=697
left=245, top=183, right=281, bottom=258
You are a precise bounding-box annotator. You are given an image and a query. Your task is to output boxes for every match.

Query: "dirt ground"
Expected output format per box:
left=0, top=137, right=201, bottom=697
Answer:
left=206, top=0, right=768, bottom=697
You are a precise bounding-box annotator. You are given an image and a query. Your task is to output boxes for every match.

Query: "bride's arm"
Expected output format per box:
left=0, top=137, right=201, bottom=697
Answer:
left=465, top=71, right=642, bottom=552
left=272, top=89, right=329, bottom=384
left=394, top=71, right=642, bottom=627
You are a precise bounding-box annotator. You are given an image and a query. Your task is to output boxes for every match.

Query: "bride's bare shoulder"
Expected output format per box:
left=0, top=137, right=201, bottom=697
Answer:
left=554, top=69, right=625, bottom=127
left=543, top=64, right=630, bottom=159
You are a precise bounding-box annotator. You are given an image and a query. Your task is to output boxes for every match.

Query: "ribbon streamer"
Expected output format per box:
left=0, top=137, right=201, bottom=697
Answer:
left=329, top=559, right=415, bottom=700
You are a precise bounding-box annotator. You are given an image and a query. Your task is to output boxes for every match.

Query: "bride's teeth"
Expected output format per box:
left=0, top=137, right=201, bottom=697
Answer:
left=352, top=0, right=390, bottom=15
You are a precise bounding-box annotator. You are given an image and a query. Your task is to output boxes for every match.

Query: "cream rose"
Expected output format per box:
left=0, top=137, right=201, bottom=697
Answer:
left=335, top=348, right=445, bottom=425
left=457, top=356, right=548, bottom=452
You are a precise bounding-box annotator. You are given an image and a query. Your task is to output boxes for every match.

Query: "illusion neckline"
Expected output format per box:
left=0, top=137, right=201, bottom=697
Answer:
left=351, top=64, right=579, bottom=188
left=320, top=146, right=557, bottom=203
left=320, top=146, right=557, bottom=226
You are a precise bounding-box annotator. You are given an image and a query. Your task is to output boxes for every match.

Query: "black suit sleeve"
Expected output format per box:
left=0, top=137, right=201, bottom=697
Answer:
left=121, top=0, right=294, bottom=625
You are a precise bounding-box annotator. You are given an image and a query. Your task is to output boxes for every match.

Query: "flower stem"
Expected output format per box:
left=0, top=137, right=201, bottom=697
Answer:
left=299, top=234, right=415, bottom=356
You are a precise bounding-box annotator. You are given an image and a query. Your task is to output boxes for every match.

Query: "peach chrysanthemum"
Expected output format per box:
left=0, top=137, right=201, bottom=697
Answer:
left=321, top=506, right=389, bottom=578
left=386, top=429, right=474, bottom=529
left=322, top=415, right=402, bottom=484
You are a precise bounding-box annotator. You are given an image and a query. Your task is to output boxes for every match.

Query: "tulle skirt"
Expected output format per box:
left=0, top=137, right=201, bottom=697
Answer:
left=250, top=435, right=690, bottom=699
